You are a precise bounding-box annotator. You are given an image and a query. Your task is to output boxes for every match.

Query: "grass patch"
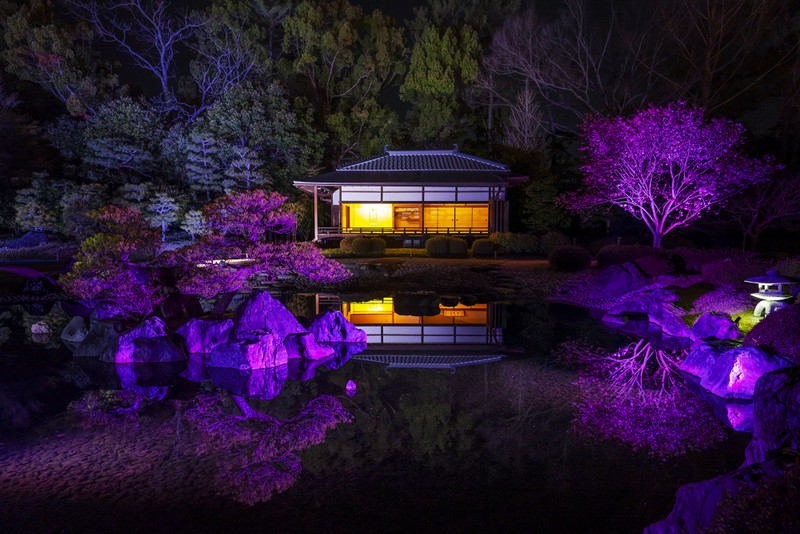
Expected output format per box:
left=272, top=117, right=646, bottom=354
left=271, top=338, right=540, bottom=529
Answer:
left=732, top=310, right=760, bottom=335
left=671, top=281, right=715, bottom=312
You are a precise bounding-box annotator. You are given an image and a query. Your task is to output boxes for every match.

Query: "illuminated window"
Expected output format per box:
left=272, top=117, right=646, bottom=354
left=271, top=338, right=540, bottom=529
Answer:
left=343, top=204, right=393, bottom=229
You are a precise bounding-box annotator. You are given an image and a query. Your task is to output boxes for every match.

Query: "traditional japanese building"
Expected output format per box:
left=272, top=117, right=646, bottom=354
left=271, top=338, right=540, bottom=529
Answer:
left=294, top=146, right=525, bottom=241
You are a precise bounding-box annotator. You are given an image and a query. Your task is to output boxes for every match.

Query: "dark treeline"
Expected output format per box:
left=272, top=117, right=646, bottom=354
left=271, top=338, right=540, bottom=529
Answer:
left=0, top=0, right=798, bottom=247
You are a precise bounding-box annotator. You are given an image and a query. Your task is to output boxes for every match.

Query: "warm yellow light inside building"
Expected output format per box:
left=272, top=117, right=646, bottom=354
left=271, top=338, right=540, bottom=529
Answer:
left=343, top=203, right=489, bottom=232
left=344, top=203, right=393, bottom=228
left=343, top=298, right=487, bottom=325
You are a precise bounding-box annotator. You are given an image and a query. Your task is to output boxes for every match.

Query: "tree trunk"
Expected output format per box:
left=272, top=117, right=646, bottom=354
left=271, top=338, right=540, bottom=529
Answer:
left=652, top=232, right=663, bottom=248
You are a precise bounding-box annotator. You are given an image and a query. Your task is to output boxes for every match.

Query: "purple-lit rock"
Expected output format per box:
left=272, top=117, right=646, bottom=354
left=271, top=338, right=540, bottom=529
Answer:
left=175, top=318, right=234, bottom=354
left=233, top=291, right=306, bottom=342
left=744, top=366, right=800, bottom=466
left=744, top=304, right=800, bottom=365
left=700, top=346, right=792, bottom=400
left=691, top=312, right=742, bottom=341
left=644, top=458, right=787, bottom=534
left=680, top=342, right=727, bottom=381
left=589, top=262, right=650, bottom=299
left=72, top=319, right=120, bottom=359
left=61, top=316, right=89, bottom=351
left=208, top=364, right=288, bottom=400
left=346, top=379, right=357, bottom=396
left=109, top=316, right=186, bottom=364
left=307, top=310, right=367, bottom=343
left=283, top=332, right=335, bottom=360
left=209, top=330, right=288, bottom=370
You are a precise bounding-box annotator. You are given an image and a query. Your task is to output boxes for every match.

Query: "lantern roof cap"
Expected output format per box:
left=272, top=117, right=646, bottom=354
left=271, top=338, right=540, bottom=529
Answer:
left=744, top=269, right=798, bottom=284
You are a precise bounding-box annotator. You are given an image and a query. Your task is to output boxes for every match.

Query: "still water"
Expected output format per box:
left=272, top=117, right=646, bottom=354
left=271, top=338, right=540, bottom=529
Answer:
left=0, top=295, right=748, bottom=533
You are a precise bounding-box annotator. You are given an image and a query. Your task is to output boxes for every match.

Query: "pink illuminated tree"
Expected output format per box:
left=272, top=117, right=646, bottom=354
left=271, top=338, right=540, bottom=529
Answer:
left=163, top=189, right=349, bottom=299
left=563, top=102, right=776, bottom=247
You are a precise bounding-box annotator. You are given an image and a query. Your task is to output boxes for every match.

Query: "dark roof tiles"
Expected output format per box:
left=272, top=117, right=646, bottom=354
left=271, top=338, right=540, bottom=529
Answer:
left=337, top=148, right=508, bottom=172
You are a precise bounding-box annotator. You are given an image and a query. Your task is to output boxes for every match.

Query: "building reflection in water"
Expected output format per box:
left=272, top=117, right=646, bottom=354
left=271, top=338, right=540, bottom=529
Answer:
left=314, top=294, right=505, bottom=371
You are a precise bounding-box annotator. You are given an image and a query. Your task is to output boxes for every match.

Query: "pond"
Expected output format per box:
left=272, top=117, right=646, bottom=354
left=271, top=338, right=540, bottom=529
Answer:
left=0, top=293, right=750, bottom=533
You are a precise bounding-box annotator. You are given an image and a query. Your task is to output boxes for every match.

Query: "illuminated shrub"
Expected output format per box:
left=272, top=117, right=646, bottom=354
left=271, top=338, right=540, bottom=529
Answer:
left=489, top=232, right=538, bottom=254
left=596, top=244, right=654, bottom=267
left=548, top=245, right=591, bottom=272
left=425, top=236, right=467, bottom=256
left=471, top=238, right=495, bottom=256
left=339, top=236, right=356, bottom=252
left=425, top=236, right=449, bottom=255
left=744, top=304, right=800, bottom=364
left=350, top=237, right=385, bottom=256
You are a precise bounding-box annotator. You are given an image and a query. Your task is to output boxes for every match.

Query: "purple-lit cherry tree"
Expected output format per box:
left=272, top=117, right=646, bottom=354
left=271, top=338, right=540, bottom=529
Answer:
left=163, top=189, right=349, bottom=301
left=564, top=102, right=776, bottom=248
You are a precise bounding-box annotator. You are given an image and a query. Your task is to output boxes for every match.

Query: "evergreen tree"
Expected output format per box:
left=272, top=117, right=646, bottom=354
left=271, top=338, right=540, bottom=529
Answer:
left=185, top=130, right=224, bottom=199
left=146, top=191, right=182, bottom=242
left=223, top=143, right=269, bottom=191
left=180, top=209, right=207, bottom=241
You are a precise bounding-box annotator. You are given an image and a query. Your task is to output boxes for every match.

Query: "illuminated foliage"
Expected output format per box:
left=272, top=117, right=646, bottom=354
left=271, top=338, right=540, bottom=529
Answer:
left=564, top=102, right=777, bottom=248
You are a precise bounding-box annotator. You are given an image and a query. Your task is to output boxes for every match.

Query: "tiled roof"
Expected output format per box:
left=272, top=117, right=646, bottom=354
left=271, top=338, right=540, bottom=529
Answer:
left=337, top=146, right=508, bottom=172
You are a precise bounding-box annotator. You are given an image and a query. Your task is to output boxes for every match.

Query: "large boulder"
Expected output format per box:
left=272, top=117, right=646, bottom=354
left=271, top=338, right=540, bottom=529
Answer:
left=90, top=301, right=129, bottom=321
left=175, top=318, right=234, bottom=354
left=745, top=366, right=800, bottom=466
left=109, top=316, right=186, bottom=364
left=744, top=304, right=800, bottom=365
left=691, top=312, right=742, bottom=341
left=644, top=458, right=788, bottom=534
left=71, top=319, right=121, bottom=359
left=700, top=346, right=793, bottom=400
left=233, top=291, right=306, bottom=342
left=209, top=330, right=288, bottom=370
left=61, top=316, right=89, bottom=352
left=308, top=310, right=367, bottom=343
left=681, top=342, right=728, bottom=381
left=283, top=332, right=335, bottom=360
left=589, top=262, right=650, bottom=300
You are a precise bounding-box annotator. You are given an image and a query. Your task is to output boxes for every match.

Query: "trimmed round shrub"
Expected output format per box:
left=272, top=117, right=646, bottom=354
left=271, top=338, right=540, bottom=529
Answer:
left=339, top=236, right=357, bottom=252
left=489, top=232, right=538, bottom=254
left=596, top=244, right=654, bottom=267
left=349, top=237, right=386, bottom=255
left=350, top=237, right=373, bottom=255
left=538, top=231, right=572, bottom=256
left=425, top=236, right=449, bottom=256
left=548, top=245, right=591, bottom=272
left=425, top=236, right=467, bottom=256
left=447, top=237, right=468, bottom=255
left=471, top=238, right=495, bottom=256
left=368, top=237, right=386, bottom=255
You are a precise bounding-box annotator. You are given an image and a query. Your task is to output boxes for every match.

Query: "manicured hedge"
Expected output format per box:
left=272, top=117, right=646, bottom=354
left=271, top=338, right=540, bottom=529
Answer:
left=351, top=237, right=386, bottom=256
left=425, top=235, right=468, bottom=256
left=471, top=238, right=495, bottom=256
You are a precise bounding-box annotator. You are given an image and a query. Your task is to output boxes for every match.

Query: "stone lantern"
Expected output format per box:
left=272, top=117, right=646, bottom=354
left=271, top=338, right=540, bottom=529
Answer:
left=744, top=269, right=797, bottom=316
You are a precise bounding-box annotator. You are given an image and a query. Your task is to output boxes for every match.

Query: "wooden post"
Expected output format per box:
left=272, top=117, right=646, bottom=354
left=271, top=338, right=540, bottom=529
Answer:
left=313, top=185, right=319, bottom=242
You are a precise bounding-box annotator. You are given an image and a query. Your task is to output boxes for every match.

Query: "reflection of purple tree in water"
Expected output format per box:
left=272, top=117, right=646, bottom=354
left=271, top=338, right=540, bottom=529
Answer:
left=185, top=392, right=352, bottom=505
left=568, top=340, right=725, bottom=458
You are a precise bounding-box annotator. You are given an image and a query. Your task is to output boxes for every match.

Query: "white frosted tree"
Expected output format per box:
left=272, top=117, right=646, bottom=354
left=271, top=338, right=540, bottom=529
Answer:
left=185, top=131, right=224, bottom=201
left=180, top=209, right=207, bottom=241
left=223, top=143, right=269, bottom=191
left=146, top=192, right=182, bottom=242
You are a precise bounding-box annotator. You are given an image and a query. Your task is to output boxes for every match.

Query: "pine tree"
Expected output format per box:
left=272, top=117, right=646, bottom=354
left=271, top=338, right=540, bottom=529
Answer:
left=223, top=143, right=269, bottom=191
left=180, top=209, right=207, bottom=241
left=185, top=131, right=224, bottom=201
left=146, top=192, right=182, bottom=242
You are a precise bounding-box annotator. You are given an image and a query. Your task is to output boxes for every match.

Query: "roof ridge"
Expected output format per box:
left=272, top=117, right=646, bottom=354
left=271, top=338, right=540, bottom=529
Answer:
left=336, top=146, right=508, bottom=172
